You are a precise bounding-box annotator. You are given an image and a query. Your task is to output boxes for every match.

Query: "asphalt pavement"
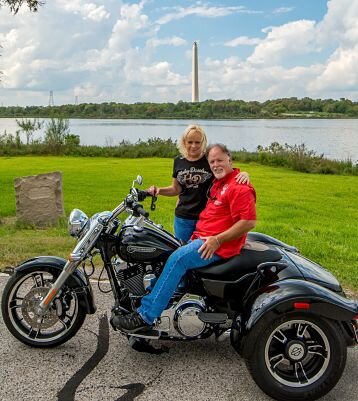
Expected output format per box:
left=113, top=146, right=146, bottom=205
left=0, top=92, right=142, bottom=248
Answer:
left=0, top=273, right=357, bottom=401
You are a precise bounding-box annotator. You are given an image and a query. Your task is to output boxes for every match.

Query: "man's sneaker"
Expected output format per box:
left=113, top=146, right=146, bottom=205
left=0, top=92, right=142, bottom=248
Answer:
left=116, top=312, right=151, bottom=333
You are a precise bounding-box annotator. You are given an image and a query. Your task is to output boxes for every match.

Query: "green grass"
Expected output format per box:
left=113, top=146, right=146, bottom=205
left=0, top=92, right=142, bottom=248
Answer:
left=0, top=156, right=357, bottom=293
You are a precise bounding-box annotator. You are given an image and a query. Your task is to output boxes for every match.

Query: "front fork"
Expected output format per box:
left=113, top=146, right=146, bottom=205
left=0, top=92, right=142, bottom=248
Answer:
left=37, top=220, right=105, bottom=315
left=37, top=256, right=82, bottom=315
left=37, top=250, right=123, bottom=316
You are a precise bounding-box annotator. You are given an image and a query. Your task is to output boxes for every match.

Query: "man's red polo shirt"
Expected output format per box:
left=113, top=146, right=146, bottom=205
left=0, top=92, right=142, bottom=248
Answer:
left=191, top=168, right=256, bottom=259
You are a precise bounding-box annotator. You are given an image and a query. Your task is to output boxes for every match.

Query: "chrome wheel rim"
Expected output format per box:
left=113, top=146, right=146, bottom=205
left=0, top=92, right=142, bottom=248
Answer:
left=264, top=319, right=330, bottom=387
left=7, top=271, right=79, bottom=343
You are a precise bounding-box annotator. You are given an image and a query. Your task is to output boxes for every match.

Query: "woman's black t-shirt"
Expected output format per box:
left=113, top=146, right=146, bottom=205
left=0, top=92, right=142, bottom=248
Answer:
left=172, top=155, right=213, bottom=220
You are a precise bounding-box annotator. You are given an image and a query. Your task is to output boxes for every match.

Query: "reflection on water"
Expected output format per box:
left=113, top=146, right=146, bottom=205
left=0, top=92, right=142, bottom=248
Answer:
left=1, top=118, right=357, bottom=161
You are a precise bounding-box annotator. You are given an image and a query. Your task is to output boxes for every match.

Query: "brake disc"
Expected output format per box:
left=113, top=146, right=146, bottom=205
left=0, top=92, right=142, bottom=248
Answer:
left=22, top=287, right=59, bottom=329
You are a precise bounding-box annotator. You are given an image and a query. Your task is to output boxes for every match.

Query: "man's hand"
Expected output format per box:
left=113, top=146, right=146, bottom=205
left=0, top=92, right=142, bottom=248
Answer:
left=198, top=236, right=220, bottom=260
left=235, top=171, right=250, bottom=184
left=198, top=219, right=256, bottom=260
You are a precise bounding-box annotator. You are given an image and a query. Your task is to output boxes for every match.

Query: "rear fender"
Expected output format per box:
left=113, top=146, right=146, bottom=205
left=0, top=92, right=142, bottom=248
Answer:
left=244, top=279, right=357, bottom=342
left=15, top=256, right=96, bottom=314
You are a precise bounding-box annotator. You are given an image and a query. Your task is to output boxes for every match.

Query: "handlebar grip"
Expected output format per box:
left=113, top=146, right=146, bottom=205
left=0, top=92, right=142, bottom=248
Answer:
left=133, top=203, right=149, bottom=218
left=137, top=190, right=150, bottom=202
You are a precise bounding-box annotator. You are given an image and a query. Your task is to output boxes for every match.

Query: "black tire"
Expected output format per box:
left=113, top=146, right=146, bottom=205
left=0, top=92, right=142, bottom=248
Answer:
left=1, top=269, right=87, bottom=348
left=243, top=312, right=347, bottom=401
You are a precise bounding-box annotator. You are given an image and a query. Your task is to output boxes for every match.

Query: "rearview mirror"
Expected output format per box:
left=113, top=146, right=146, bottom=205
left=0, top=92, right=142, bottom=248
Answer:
left=136, top=175, right=143, bottom=186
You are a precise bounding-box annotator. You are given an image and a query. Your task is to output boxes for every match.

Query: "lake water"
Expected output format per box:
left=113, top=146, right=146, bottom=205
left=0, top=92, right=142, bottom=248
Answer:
left=1, top=118, right=357, bottom=161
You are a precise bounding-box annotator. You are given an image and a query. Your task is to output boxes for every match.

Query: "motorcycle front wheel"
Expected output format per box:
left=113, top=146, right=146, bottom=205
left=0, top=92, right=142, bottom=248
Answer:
left=1, top=269, right=87, bottom=348
left=244, top=312, right=347, bottom=401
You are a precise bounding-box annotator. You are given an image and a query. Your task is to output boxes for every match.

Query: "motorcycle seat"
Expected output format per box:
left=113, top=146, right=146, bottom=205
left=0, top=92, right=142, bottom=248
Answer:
left=196, top=241, right=282, bottom=281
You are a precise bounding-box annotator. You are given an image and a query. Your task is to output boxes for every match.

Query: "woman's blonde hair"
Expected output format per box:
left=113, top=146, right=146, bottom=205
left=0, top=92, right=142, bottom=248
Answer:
left=177, top=125, right=208, bottom=158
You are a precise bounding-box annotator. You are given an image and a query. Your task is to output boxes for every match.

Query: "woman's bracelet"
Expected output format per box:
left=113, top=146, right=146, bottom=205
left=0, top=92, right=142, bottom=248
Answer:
left=215, top=236, right=221, bottom=247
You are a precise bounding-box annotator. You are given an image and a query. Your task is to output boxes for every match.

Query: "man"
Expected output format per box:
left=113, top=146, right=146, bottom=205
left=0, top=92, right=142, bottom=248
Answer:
left=117, top=143, right=256, bottom=332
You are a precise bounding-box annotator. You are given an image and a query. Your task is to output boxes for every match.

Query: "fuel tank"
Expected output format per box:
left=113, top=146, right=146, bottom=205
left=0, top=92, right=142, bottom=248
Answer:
left=117, top=224, right=180, bottom=263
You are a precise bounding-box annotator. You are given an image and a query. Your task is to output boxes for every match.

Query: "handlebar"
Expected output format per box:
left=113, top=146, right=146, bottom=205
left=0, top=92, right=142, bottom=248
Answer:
left=132, top=203, right=149, bottom=218
left=125, top=189, right=157, bottom=218
left=110, top=179, right=157, bottom=222
left=136, top=189, right=149, bottom=202
left=136, top=189, right=157, bottom=210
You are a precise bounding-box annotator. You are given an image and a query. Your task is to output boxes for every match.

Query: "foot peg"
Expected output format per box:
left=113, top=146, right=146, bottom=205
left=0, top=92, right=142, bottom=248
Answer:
left=198, top=312, right=228, bottom=324
left=128, top=329, right=161, bottom=339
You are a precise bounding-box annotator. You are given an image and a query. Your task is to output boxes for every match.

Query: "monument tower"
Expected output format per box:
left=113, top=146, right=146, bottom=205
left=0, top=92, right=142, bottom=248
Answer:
left=49, top=90, right=54, bottom=106
left=192, top=41, right=199, bottom=102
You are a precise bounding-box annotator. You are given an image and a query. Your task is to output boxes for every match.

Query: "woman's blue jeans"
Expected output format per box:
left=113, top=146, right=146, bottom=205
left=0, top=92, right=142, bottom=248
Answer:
left=137, top=239, right=221, bottom=324
left=174, top=216, right=198, bottom=243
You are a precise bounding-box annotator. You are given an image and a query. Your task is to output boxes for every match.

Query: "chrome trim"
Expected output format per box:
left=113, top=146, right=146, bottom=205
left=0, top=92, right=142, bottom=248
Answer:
left=352, top=320, right=358, bottom=344
left=68, top=209, right=89, bottom=238
left=264, top=319, right=330, bottom=388
left=157, top=294, right=207, bottom=338
left=38, top=218, right=104, bottom=314
left=126, top=331, right=160, bottom=340
left=71, top=219, right=104, bottom=261
left=110, top=202, right=126, bottom=221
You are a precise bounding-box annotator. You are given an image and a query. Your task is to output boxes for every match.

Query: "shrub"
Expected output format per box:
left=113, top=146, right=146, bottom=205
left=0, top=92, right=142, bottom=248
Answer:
left=44, top=118, right=70, bottom=154
left=16, top=118, right=43, bottom=145
left=0, top=135, right=357, bottom=176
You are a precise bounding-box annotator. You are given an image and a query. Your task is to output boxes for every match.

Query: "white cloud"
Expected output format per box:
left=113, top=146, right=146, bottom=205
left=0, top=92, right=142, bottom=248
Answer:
left=0, top=29, right=19, bottom=48
left=146, top=36, right=187, bottom=48
left=202, top=58, right=324, bottom=101
left=224, top=36, right=262, bottom=47
left=248, top=20, right=317, bottom=65
left=138, top=62, right=188, bottom=86
left=84, top=4, right=110, bottom=22
left=316, top=0, right=358, bottom=47
left=308, top=46, right=358, bottom=93
left=74, top=82, right=101, bottom=98
left=156, top=5, right=260, bottom=25
left=108, top=3, right=149, bottom=50
left=273, top=7, right=294, bottom=15
left=74, top=2, right=150, bottom=73
left=56, top=0, right=110, bottom=21
left=1, top=0, right=358, bottom=105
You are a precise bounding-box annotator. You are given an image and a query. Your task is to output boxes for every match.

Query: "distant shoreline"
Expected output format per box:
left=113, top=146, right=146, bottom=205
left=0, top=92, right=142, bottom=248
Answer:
left=1, top=97, right=357, bottom=119
left=1, top=115, right=357, bottom=120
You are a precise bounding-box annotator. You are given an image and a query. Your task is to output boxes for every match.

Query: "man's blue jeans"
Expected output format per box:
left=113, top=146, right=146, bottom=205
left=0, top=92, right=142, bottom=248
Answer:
left=137, top=239, right=221, bottom=324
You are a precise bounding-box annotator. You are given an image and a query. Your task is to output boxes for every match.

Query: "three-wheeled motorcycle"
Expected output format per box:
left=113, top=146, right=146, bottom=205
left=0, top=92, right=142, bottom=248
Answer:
left=1, top=176, right=357, bottom=401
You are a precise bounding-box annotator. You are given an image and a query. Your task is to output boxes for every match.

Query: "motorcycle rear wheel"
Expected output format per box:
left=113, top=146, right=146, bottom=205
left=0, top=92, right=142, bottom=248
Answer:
left=1, top=269, right=87, bottom=348
left=244, top=312, right=347, bottom=401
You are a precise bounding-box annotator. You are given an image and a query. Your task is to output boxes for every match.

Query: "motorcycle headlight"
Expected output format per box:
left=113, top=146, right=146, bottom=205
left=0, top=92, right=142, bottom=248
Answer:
left=68, top=209, right=89, bottom=238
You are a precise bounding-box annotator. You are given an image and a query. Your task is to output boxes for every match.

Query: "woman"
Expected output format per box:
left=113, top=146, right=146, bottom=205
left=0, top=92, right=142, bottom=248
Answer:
left=148, top=125, right=250, bottom=242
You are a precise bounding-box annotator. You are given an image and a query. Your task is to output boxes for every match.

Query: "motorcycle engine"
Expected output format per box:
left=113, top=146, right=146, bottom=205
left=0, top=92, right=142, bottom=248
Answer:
left=115, top=262, right=162, bottom=296
left=159, top=294, right=208, bottom=339
left=115, top=261, right=209, bottom=339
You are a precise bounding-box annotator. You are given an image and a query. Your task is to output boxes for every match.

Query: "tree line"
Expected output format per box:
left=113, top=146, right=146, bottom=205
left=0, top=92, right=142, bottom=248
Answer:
left=0, top=97, right=358, bottom=119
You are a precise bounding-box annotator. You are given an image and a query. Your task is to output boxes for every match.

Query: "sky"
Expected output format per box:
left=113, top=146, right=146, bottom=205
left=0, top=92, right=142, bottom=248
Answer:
left=0, top=0, right=357, bottom=106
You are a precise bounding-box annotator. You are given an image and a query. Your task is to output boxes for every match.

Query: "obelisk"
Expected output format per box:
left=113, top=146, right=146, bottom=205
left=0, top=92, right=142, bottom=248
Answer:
left=192, top=41, right=199, bottom=102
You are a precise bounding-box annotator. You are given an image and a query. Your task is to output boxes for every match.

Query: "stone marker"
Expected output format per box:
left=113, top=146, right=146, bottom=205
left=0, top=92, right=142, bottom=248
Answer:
left=14, top=171, right=64, bottom=226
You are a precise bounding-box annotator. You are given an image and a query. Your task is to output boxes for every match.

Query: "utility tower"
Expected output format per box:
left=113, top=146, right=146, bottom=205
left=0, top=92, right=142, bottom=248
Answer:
left=49, top=90, right=54, bottom=106
left=192, top=41, right=199, bottom=102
